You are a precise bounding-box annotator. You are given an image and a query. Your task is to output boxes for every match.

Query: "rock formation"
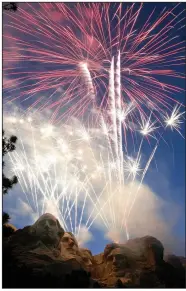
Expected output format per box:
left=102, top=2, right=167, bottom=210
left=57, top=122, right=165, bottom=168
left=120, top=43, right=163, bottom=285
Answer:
left=3, top=213, right=98, bottom=288
left=3, top=213, right=185, bottom=288
left=92, top=236, right=185, bottom=287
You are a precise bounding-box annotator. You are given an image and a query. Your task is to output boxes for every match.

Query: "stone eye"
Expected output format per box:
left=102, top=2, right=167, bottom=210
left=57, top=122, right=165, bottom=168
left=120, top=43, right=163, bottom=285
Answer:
left=62, top=237, right=69, bottom=242
left=115, top=254, right=123, bottom=260
left=48, top=219, right=56, bottom=226
left=39, top=221, right=46, bottom=227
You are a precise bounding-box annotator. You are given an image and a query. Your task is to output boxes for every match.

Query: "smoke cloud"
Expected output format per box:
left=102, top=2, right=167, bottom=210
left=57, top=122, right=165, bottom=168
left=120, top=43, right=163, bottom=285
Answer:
left=89, top=181, right=181, bottom=250
left=3, top=104, right=184, bottom=253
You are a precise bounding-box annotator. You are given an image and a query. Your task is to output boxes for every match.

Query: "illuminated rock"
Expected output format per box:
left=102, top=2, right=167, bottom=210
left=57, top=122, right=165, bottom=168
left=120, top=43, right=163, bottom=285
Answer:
left=2, top=215, right=185, bottom=288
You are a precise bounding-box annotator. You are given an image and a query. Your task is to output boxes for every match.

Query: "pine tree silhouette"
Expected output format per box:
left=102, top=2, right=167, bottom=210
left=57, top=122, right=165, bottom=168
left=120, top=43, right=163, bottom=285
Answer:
left=2, top=130, right=18, bottom=227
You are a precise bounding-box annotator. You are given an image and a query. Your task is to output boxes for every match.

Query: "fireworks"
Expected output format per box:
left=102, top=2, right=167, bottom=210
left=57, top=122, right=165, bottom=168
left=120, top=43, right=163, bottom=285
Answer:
left=4, top=107, right=151, bottom=242
left=5, top=104, right=183, bottom=243
left=3, top=3, right=185, bottom=244
left=4, top=58, right=184, bottom=243
left=3, top=3, right=185, bottom=125
left=165, top=104, right=185, bottom=135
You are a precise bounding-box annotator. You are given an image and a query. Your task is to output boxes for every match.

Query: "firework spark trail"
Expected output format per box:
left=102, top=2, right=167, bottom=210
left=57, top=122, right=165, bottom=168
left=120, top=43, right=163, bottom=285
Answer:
left=10, top=133, right=41, bottom=212
left=63, top=186, right=75, bottom=233
left=165, top=104, right=185, bottom=138
left=3, top=3, right=185, bottom=242
left=83, top=58, right=136, bottom=234
left=99, top=152, right=115, bottom=227
left=85, top=181, right=110, bottom=229
left=108, top=57, right=118, bottom=161
left=115, top=50, right=124, bottom=184
left=121, top=143, right=157, bottom=240
left=7, top=124, right=70, bottom=230
left=77, top=179, right=90, bottom=236
left=107, top=53, right=125, bottom=228
left=30, top=121, right=41, bottom=215
left=121, top=104, right=182, bottom=237
left=126, top=143, right=158, bottom=221
left=6, top=115, right=110, bottom=236
left=100, top=115, right=116, bottom=225
left=4, top=96, right=185, bottom=243
left=120, top=152, right=142, bottom=233
left=5, top=45, right=183, bottom=242
left=86, top=186, right=119, bottom=230
left=139, top=112, right=159, bottom=140
left=84, top=53, right=184, bottom=241
left=83, top=176, right=110, bottom=229
left=8, top=151, right=31, bottom=206
left=3, top=3, right=185, bottom=126
left=5, top=112, right=111, bottom=235
left=75, top=127, right=114, bottom=228
left=79, top=62, right=95, bottom=102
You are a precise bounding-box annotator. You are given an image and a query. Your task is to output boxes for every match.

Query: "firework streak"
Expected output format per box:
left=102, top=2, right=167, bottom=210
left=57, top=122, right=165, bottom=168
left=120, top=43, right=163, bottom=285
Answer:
left=3, top=3, right=185, bottom=124
left=3, top=3, right=185, bottom=243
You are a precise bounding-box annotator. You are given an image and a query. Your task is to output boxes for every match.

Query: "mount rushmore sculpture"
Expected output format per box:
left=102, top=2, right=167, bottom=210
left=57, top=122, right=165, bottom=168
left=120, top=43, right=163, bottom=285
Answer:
left=3, top=213, right=185, bottom=288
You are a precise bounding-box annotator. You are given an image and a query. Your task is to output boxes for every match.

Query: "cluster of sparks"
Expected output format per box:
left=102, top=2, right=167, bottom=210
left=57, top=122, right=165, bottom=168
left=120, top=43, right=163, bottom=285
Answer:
left=3, top=3, right=185, bottom=125
left=4, top=60, right=184, bottom=242
left=3, top=3, right=185, bottom=242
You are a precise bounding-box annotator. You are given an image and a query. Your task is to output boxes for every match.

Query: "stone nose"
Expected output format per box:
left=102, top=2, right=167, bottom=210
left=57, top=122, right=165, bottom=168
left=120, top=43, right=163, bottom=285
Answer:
left=44, top=221, right=50, bottom=229
left=69, top=239, right=75, bottom=247
left=113, top=257, right=117, bottom=265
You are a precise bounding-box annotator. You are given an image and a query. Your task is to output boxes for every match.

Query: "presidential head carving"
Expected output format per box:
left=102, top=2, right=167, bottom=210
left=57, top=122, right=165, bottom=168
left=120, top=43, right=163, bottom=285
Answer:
left=80, top=248, right=93, bottom=271
left=31, top=213, right=64, bottom=246
left=103, top=243, right=136, bottom=277
left=60, top=232, right=79, bottom=257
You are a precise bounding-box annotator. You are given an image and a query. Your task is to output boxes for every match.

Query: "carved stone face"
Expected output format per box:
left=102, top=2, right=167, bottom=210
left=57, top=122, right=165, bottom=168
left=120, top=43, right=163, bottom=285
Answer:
left=31, top=213, right=64, bottom=246
left=60, top=232, right=79, bottom=256
left=80, top=248, right=93, bottom=271
left=106, top=249, right=128, bottom=275
left=104, top=244, right=134, bottom=277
